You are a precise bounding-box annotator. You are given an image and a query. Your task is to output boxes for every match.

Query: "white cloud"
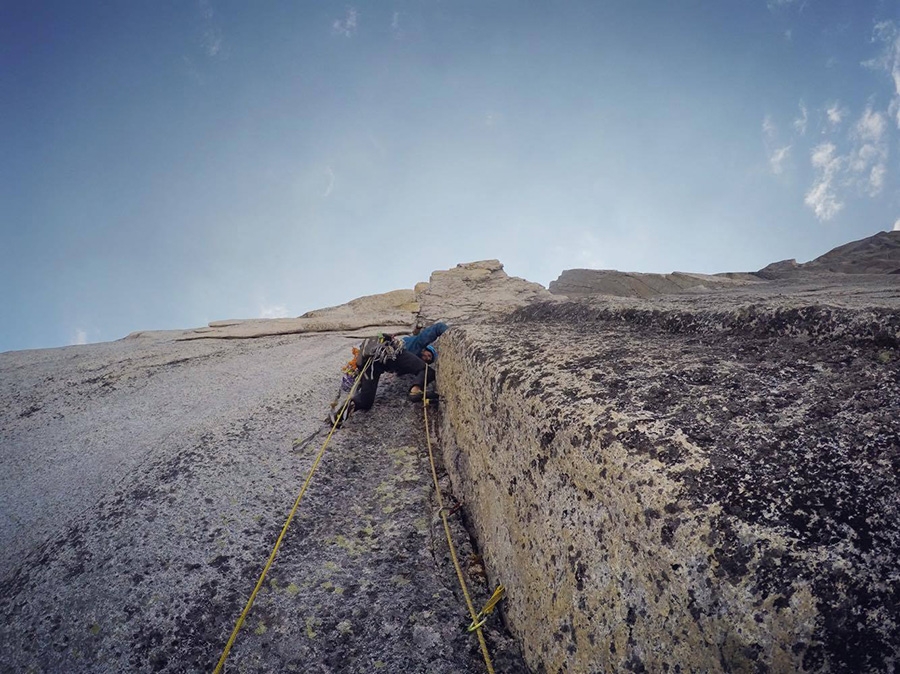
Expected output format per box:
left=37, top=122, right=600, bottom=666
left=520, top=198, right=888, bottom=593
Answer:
left=73, top=329, right=88, bottom=346
left=204, top=28, right=223, bottom=57
left=769, top=145, right=792, bottom=174
left=869, top=165, right=886, bottom=194
left=855, top=107, right=886, bottom=142
left=803, top=105, right=891, bottom=219
left=333, top=8, right=359, bottom=37
left=260, top=305, right=291, bottom=319
left=793, top=101, right=808, bottom=135
left=784, top=29, right=792, bottom=41
left=199, top=0, right=214, bottom=21
left=805, top=143, right=844, bottom=220
left=804, top=179, right=844, bottom=220
left=322, top=167, right=335, bottom=198
left=826, top=102, right=845, bottom=127
left=198, top=0, right=224, bottom=58
left=893, top=219, right=900, bottom=231
left=863, top=20, right=900, bottom=128
left=763, top=115, right=793, bottom=176
left=762, top=114, right=777, bottom=140
left=849, top=107, right=889, bottom=195
left=810, top=142, right=838, bottom=170
left=391, top=11, right=402, bottom=39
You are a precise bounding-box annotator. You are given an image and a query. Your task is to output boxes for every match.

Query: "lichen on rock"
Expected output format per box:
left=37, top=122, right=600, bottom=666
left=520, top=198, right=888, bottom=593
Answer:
left=434, top=290, right=900, bottom=673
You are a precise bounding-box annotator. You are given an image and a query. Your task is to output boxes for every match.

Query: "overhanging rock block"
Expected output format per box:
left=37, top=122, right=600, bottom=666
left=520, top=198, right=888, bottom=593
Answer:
left=435, top=302, right=900, bottom=673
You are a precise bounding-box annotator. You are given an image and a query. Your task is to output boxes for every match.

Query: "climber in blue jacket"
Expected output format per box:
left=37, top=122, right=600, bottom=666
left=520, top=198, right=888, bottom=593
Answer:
left=332, top=322, right=448, bottom=426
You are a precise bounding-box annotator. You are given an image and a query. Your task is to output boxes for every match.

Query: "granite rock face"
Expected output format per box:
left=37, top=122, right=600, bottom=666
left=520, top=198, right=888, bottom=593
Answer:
left=4, top=244, right=900, bottom=674
left=549, top=270, right=761, bottom=299
left=127, top=288, right=420, bottom=342
left=550, top=231, right=900, bottom=300
left=0, top=333, right=525, bottom=672
left=417, top=260, right=559, bottom=324
left=760, top=231, right=900, bottom=276
left=433, top=280, right=900, bottom=673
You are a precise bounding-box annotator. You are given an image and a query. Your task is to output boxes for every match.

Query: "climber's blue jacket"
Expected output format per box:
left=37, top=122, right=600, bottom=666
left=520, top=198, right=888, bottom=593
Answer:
left=402, top=322, right=448, bottom=361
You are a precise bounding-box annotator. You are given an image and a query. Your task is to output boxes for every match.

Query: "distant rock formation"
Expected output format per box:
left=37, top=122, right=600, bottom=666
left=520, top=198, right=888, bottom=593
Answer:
left=127, top=261, right=556, bottom=342
left=416, top=259, right=559, bottom=323
left=549, top=269, right=761, bottom=299
left=128, top=289, right=420, bottom=342
left=550, top=231, right=900, bottom=299
left=759, top=230, right=900, bottom=276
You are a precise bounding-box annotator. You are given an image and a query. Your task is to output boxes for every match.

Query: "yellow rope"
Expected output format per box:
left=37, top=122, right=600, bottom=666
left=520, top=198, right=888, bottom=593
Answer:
left=212, top=359, right=371, bottom=674
left=421, top=367, right=497, bottom=674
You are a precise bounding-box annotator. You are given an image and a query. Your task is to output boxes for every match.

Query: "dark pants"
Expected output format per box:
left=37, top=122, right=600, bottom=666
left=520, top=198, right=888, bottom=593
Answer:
left=352, top=351, right=433, bottom=411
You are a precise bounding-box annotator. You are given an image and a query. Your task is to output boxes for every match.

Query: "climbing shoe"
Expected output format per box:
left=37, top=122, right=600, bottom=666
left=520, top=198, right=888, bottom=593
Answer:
left=409, top=390, right=440, bottom=403
left=329, top=402, right=354, bottom=428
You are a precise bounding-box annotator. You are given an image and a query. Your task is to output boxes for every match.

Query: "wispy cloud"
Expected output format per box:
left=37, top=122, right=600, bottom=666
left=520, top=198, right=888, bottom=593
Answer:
left=391, top=11, right=402, bottom=40
left=855, top=106, right=886, bottom=143
left=73, top=329, right=88, bottom=346
left=204, top=28, right=223, bottom=57
left=769, top=145, right=792, bottom=175
left=762, top=114, right=777, bottom=140
left=849, top=107, right=888, bottom=195
left=199, top=0, right=214, bottom=21
left=260, top=304, right=291, bottom=319
left=333, top=8, right=359, bottom=38
left=793, top=101, right=808, bottom=135
left=322, top=167, right=336, bottom=198
left=805, top=142, right=844, bottom=220
left=803, top=106, right=890, bottom=220
left=762, top=115, right=792, bottom=175
left=198, top=0, right=225, bottom=58
left=862, top=20, right=900, bottom=128
left=826, top=102, right=846, bottom=127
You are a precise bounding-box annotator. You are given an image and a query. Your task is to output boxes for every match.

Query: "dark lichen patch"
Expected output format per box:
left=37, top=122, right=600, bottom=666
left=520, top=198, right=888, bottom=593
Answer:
left=454, top=303, right=900, bottom=672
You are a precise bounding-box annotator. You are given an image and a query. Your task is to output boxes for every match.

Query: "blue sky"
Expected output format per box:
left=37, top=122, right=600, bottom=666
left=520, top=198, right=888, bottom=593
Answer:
left=1, top=1, right=899, bottom=352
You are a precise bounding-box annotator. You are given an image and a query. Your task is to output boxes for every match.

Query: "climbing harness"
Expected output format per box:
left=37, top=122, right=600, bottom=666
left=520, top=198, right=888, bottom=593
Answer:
left=371, top=336, right=405, bottom=365
left=420, top=366, right=504, bottom=674
left=212, top=359, right=372, bottom=674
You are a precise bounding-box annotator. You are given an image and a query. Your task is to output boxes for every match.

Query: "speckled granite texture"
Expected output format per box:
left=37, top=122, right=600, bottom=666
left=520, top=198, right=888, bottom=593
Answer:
left=435, top=295, right=899, bottom=673
left=0, top=333, right=524, bottom=673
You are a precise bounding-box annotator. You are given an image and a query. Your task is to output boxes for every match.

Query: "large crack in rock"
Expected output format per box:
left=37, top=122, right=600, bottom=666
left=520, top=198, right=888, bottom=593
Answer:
left=0, top=333, right=525, bottom=672
left=435, top=300, right=900, bottom=673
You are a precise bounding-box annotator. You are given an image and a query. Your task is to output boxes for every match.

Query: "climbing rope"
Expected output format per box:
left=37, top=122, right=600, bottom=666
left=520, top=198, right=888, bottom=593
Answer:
left=421, top=366, right=502, bottom=674
left=212, top=359, right=372, bottom=674
left=213, top=351, right=504, bottom=673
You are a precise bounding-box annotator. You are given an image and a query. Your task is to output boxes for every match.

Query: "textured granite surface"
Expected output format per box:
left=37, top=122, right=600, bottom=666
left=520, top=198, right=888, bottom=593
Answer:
left=435, top=293, right=899, bottom=673
left=417, top=260, right=559, bottom=324
left=548, top=269, right=761, bottom=299
left=760, top=231, right=900, bottom=276
left=0, top=333, right=524, bottom=673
